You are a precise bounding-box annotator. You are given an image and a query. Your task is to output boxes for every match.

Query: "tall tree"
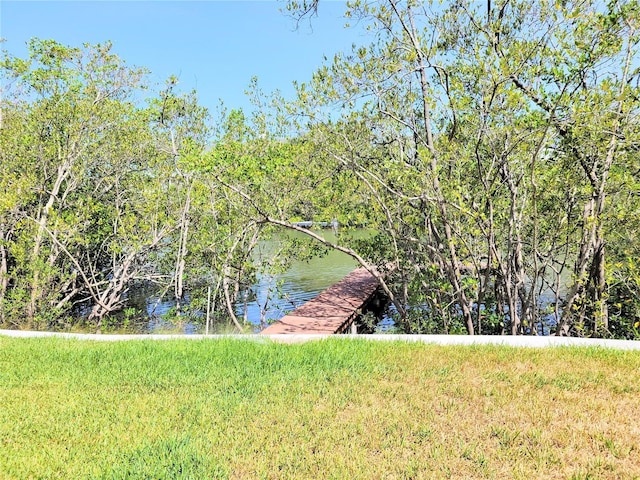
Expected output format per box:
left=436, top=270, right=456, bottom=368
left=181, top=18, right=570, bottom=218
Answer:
left=148, top=78, right=210, bottom=315
left=1, top=39, right=150, bottom=327
left=282, top=0, right=640, bottom=336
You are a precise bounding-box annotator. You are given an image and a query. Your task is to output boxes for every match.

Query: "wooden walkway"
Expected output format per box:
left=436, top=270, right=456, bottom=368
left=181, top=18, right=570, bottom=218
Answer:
left=260, top=267, right=379, bottom=334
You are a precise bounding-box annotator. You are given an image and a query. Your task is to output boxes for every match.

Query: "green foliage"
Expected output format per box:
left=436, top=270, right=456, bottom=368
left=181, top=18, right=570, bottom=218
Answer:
left=0, top=40, right=262, bottom=331
left=2, top=0, right=639, bottom=338
left=281, top=0, right=640, bottom=338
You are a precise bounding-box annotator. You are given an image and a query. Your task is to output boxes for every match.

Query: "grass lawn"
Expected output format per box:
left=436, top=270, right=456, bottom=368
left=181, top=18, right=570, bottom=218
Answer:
left=0, top=337, right=639, bottom=479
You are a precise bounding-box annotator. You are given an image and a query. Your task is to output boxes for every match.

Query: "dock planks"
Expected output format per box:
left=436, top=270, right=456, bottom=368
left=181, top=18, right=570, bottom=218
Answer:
left=260, top=267, right=379, bottom=334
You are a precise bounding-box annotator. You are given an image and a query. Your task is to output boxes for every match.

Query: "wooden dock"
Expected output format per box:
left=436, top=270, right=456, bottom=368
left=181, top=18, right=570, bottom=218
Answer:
left=260, top=267, right=379, bottom=334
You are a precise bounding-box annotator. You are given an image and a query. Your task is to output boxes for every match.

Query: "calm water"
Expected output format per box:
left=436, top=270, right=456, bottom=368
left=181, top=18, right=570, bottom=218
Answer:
left=81, top=228, right=567, bottom=334
left=241, top=230, right=360, bottom=328
left=107, top=229, right=366, bottom=333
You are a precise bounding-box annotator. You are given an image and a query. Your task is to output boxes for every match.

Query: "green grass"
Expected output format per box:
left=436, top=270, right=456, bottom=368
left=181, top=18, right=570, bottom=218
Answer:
left=1, top=337, right=639, bottom=479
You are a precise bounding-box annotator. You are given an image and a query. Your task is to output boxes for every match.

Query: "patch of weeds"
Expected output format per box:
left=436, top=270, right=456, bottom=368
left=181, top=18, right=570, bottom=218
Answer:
left=522, top=371, right=553, bottom=389
left=597, top=434, right=632, bottom=459
left=460, top=444, right=489, bottom=473
left=412, top=427, right=433, bottom=444
left=485, top=370, right=512, bottom=384
left=101, top=436, right=228, bottom=479
left=491, top=426, right=522, bottom=449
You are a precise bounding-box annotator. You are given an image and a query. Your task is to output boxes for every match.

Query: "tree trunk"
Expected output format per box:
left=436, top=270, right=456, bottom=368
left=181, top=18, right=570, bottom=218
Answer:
left=174, top=185, right=192, bottom=314
left=28, top=161, right=72, bottom=324
left=88, top=254, right=136, bottom=333
left=401, top=3, right=475, bottom=334
left=0, top=230, right=9, bottom=325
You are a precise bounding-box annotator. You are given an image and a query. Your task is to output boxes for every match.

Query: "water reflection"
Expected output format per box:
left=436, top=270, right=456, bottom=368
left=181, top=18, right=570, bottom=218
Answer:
left=240, top=229, right=363, bottom=330
left=87, top=229, right=367, bottom=333
left=72, top=227, right=570, bottom=335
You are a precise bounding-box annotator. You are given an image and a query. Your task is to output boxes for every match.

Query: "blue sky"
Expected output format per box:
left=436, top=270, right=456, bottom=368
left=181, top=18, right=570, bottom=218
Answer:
left=1, top=1, right=363, bottom=114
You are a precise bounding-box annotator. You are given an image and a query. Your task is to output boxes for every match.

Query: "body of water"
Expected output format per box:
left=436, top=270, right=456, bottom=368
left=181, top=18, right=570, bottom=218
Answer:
left=94, top=229, right=366, bottom=333
left=74, top=228, right=569, bottom=335
left=240, top=230, right=360, bottom=329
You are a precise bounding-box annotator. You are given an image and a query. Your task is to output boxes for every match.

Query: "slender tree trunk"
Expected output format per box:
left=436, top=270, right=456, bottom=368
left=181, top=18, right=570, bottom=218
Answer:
left=400, top=3, right=475, bottom=334
left=174, top=184, right=192, bottom=313
left=0, top=230, right=9, bottom=325
left=88, top=253, right=136, bottom=333
left=28, top=161, right=72, bottom=323
left=222, top=265, right=244, bottom=332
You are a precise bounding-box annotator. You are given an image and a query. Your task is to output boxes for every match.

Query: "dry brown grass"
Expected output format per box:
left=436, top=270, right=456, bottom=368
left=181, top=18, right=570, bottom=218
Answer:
left=214, top=345, right=640, bottom=479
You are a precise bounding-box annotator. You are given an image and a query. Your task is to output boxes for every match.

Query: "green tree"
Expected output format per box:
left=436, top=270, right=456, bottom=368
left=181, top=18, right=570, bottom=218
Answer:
left=1, top=39, right=149, bottom=328
left=282, top=0, right=640, bottom=337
